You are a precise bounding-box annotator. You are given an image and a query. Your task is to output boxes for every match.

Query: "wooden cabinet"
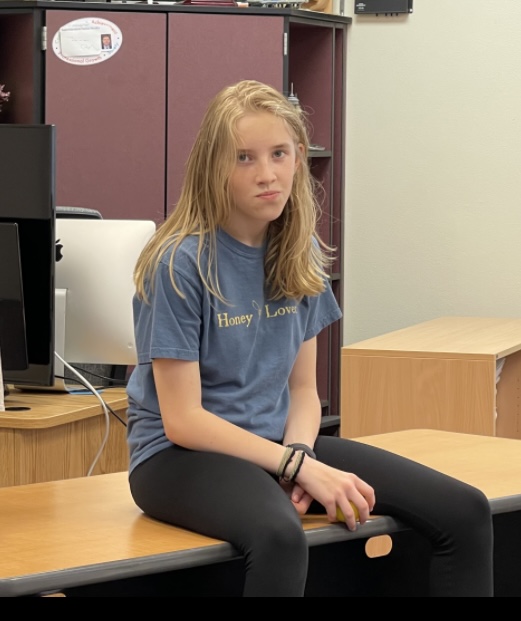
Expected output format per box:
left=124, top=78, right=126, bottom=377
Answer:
left=0, top=388, right=129, bottom=487
left=341, top=317, right=521, bottom=440
left=0, top=6, right=168, bottom=222
left=0, top=2, right=349, bottom=427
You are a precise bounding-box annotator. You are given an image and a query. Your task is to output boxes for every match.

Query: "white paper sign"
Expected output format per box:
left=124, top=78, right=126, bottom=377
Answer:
left=60, top=29, right=102, bottom=58
left=53, top=18, right=123, bottom=66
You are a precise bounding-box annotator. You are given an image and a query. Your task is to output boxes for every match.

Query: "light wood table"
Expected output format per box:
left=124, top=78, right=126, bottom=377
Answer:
left=0, top=472, right=405, bottom=597
left=0, top=429, right=519, bottom=597
left=341, top=317, right=521, bottom=439
left=356, top=429, right=521, bottom=511
left=0, top=387, right=129, bottom=487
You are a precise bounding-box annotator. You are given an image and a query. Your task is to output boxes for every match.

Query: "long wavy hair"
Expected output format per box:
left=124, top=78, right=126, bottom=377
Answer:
left=134, top=79, right=335, bottom=304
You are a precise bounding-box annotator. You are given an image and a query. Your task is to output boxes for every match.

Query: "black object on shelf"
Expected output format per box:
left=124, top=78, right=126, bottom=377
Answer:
left=319, top=415, right=340, bottom=436
left=354, top=0, right=413, bottom=15
left=56, top=206, right=103, bottom=219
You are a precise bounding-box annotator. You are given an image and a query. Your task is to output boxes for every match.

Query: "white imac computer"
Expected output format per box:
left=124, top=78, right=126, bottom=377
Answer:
left=53, top=218, right=156, bottom=391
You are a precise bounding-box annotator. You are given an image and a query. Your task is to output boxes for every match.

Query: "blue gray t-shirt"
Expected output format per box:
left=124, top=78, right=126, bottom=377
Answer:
left=126, top=229, right=342, bottom=474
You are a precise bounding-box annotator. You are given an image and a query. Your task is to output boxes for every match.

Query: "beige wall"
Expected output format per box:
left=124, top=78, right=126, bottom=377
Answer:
left=342, top=0, right=521, bottom=344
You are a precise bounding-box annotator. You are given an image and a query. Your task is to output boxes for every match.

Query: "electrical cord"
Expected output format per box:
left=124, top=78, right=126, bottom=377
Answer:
left=55, top=352, right=117, bottom=477
left=55, top=373, right=128, bottom=429
left=69, top=365, right=128, bottom=387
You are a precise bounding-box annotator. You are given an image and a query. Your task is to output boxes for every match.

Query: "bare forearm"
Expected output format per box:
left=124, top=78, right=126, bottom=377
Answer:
left=283, top=385, right=322, bottom=449
left=163, top=403, right=285, bottom=473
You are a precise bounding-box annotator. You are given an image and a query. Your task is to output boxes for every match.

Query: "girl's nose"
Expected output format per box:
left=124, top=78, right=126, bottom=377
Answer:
left=255, top=159, right=276, bottom=184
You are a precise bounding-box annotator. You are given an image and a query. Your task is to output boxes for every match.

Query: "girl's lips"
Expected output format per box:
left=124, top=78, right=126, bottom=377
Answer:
left=257, top=191, right=280, bottom=199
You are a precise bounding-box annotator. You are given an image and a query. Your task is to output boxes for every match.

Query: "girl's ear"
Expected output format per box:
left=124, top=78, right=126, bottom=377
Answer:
left=295, top=143, right=305, bottom=169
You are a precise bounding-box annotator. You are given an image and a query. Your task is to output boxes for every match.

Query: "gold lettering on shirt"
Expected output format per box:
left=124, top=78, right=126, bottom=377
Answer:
left=264, top=304, right=298, bottom=318
left=217, top=313, right=254, bottom=328
left=217, top=304, right=298, bottom=328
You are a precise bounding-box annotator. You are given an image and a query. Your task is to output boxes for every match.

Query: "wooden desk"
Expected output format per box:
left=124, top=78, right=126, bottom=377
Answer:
left=0, top=429, right=519, bottom=597
left=0, top=388, right=129, bottom=487
left=0, top=471, right=413, bottom=598
left=341, top=317, right=521, bottom=439
left=356, top=429, right=521, bottom=511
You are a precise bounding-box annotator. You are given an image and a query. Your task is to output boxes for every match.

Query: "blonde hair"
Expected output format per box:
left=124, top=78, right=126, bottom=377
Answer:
left=134, top=79, right=335, bottom=303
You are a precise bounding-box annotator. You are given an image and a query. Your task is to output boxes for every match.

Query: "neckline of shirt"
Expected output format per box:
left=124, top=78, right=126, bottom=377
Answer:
left=217, top=228, right=266, bottom=258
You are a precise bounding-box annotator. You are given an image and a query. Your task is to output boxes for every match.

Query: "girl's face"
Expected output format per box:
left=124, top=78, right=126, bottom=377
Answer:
left=225, top=111, right=302, bottom=246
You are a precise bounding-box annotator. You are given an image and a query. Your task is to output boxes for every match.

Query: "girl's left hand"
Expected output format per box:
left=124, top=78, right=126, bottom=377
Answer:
left=280, top=480, right=313, bottom=516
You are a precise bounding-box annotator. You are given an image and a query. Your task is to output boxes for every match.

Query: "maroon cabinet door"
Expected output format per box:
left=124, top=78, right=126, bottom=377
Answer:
left=45, top=10, right=167, bottom=224
left=166, top=13, right=284, bottom=213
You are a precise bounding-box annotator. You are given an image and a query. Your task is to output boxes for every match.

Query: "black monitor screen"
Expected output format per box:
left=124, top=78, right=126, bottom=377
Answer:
left=0, top=124, right=56, bottom=386
left=0, top=223, right=28, bottom=371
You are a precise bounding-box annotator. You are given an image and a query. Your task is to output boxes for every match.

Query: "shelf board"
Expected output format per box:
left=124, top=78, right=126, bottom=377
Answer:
left=309, top=150, right=332, bottom=158
left=320, top=415, right=340, bottom=435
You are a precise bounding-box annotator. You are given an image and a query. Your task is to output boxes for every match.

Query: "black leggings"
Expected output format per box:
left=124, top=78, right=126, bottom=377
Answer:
left=129, top=435, right=494, bottom=597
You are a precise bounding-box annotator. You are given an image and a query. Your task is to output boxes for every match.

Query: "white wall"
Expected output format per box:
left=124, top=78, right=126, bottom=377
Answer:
left=343, top=0, right=521, bottom=344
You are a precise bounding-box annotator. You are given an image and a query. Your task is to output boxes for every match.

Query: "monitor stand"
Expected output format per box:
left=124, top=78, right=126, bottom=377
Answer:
left=16, top=289, right=128, bottom=395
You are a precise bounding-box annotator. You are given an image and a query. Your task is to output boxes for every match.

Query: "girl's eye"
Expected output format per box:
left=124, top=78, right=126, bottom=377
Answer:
left=238, top=153, right=251, bottom=163
left=273, top=150, right=286, bottom=159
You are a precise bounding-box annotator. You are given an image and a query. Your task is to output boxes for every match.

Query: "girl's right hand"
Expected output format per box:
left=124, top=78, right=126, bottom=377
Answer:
left=294, top=456, right=375, bottom=531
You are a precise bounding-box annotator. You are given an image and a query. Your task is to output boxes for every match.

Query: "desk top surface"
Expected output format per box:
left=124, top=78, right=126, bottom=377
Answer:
left=0, top=470, right=392, bottom=596
left=0, top=387, right=128, bottom=429
left=0, top=429, right=520, bottom=596
left=356, top=429, right=521, bottom=503
left=343, top=317, right=521, bottom=358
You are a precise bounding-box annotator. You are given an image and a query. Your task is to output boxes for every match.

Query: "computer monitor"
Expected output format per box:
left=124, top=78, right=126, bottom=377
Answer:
left=54, top=218, right=156, bottom=386
left=0, top=124, right=56, bottom=388
left=0, top=223, right=28, bottom=373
